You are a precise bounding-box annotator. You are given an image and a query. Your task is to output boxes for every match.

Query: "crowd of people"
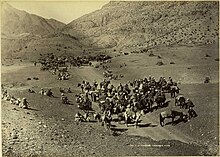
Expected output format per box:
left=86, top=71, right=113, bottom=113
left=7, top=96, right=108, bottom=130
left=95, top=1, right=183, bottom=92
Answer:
left=74, top=75, right=197, bottom=128
left=2, top=66, right=197, bottom=129
left=37, top=53, right=112, bottom=81
left=1, top=84, right=75, bottom=111
left=2, top=87, right=29, bottom=109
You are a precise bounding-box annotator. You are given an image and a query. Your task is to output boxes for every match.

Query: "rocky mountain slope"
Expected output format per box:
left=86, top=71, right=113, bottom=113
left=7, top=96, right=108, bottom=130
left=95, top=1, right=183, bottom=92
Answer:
left=62, top=1, right=219, bottom=49
left=1, top=2, right=83, bottom=60
left=1, top=2, right=64, bottom=37
left=1, top=1, right=219, bottom=60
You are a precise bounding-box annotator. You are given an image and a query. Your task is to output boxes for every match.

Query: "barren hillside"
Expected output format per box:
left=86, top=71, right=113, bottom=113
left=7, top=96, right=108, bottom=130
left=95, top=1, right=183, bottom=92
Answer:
left=62, top=1, right=219, bottom=49
left=1, top=2, right=64, bottom=36
left=1, top=2, right=84, bottom=60
left=1, top=1, right=219, bottom=60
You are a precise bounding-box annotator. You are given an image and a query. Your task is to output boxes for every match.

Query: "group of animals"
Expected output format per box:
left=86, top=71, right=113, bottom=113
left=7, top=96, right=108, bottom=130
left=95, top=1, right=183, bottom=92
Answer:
left=74, top=75, right=198, bottom=130
left=36, top=53, right=113, bottom=81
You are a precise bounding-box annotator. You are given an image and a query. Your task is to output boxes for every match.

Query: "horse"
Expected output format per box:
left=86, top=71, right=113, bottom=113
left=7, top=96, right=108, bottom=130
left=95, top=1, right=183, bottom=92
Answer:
left=124, top=109, right=142, bottom=128
left=155, top=95, right=166, bottom=109
left=117, top=112, right=125, bottom=124
left=89, top=90, right=99, bottom=102
left=175, top=95, right=185, bottom=108
left=159, top=110, right=188, bottom=127
left=133, top=111, right=142, bottom=128
left=188, top=108, right=198, bottom=119
left=98, top=99, right=112, bottom=113
left=93, top=112, right=102, bottom=122
left=101, top=110, right=112, bottom=130
left=78, top=99, right=92, bottom=110
left=141, top=97, right=153, bottom=112
left=170, top=86, right=180, bottom=98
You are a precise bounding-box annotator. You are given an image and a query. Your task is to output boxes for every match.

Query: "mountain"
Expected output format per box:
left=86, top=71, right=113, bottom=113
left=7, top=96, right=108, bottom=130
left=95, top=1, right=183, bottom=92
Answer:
left=1, top=2, right=65, bottom=37
left=62, top=1, right=219, bottom=49
left=2, top=1, right=219, bottom=60
left=1, top=2, right=83, bottom=60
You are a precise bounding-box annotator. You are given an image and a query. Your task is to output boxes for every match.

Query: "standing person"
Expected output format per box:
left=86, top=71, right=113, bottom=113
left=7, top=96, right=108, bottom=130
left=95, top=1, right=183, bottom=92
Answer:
left=93, top=80, right=98, bottom=90
left=39, top=88, right=44, bottom=95
left=61, top=93, right=69, bottom=104
left=81, top=84, right=84, bottom=93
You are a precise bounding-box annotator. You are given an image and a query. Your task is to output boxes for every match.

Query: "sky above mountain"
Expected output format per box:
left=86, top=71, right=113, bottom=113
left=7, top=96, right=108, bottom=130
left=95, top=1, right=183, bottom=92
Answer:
left=7, top=1, right=110, bottom=24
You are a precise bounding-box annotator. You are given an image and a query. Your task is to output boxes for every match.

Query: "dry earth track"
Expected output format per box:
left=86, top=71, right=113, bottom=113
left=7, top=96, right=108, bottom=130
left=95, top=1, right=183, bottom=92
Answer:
left=1, top=48, right=219, bottom=156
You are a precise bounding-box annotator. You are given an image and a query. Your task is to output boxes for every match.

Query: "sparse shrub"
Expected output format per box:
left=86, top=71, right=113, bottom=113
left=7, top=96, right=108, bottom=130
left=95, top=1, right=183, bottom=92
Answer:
left=27, top=78, right=31, bottom=80
left=204, top=77, right=210, bottom=83
left=158, top=55, right=162, bottom=59
left=170, top=61, right=175, bottom=64
left=25, top=46, right=27, bottom=48
left=33, top=77, right=39, bottom=80
left=156, top=61, right=164, bottom=66
left=205, top=54, right=211, bottom=57
left=215, top=58, right=219, bottom=61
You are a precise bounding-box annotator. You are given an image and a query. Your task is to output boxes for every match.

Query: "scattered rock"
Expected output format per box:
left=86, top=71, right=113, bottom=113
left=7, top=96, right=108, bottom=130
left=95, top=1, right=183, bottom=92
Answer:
left=205, top=54, right=211, bottom=57
left=204, top=77, right=210, bottom=83
left=33, top=77, right=39, bottom=80
left=156, top=61, right=164, bottom=66
left=9, top=141, right=15, bottom=145
left=11, top=133, right=18, bottom=139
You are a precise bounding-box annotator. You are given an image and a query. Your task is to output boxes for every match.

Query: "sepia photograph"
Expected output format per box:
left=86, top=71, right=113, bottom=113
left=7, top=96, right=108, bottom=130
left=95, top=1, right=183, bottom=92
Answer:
left=1, top=0, right=219, bottom=156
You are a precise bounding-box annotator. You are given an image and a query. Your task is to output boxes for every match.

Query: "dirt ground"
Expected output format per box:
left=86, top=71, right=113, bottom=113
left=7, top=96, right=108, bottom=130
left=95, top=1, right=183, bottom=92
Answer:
left=1, top=45, right=219, bottom=156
